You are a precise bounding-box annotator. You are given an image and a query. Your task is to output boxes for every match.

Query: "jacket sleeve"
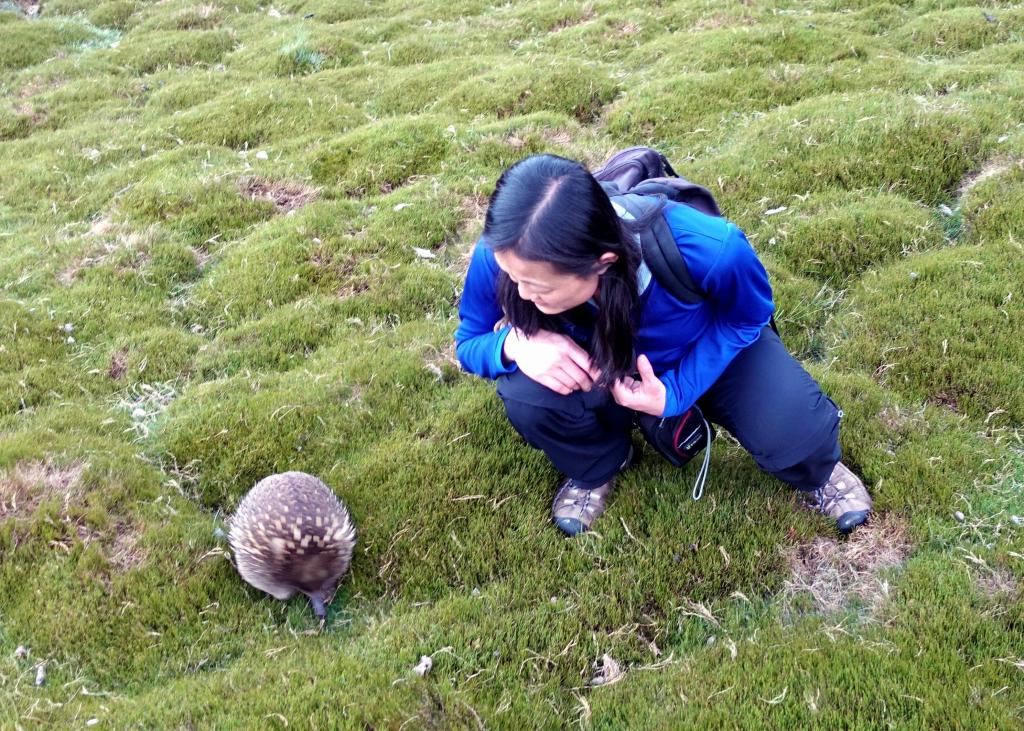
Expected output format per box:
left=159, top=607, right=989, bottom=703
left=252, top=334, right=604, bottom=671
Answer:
left=454, top=242, right=518, bottom=379
left=658, top=225, right=775, bottom=417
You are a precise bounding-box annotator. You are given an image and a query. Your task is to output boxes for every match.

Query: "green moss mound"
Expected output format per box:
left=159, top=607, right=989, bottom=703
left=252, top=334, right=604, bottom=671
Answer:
left=311, top=116, right=456, bottom=195
left=832, top=240, right=1024, bottom=424
left=772, top=191, right=945, bottom=281
left=110, top=29, right=236, bottom=74
left=440, top=58, right=619, bottom=122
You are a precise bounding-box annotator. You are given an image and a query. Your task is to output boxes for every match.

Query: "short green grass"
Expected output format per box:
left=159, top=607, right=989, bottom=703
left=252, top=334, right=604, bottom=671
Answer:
left=1, top=0, right=1022, bottom=728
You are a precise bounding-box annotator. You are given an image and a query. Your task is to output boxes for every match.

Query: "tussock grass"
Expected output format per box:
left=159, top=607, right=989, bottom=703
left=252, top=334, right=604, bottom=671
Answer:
left=2, top=0, right=1023, bottom=727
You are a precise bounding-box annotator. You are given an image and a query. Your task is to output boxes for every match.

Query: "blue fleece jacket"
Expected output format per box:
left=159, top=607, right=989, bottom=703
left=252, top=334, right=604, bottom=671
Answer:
left=454, top=201, right=776, bottom=417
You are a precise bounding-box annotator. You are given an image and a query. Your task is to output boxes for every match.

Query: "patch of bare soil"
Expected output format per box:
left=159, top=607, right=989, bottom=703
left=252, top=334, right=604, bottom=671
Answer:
left=240, top=177, right=319, bottom=213
left=108, top=348, right=128, bottom=380
left=549, top=4, right=595, bottom=32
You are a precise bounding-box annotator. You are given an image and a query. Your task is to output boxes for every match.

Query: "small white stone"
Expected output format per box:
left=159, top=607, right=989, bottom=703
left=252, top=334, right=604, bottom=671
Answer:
left=35, top=664, right=46, bottom=686
left=86, top=720, right=99, bottom=727
left=132, top=407, right=147, bottom=420
left=413, top=655, right=432, bottom=677
left=589, top=654, right=623, bottom=687
left=953, top=511, right=965, bottom=523
left=1010, top=515, right=1022, bottom=526
left=255, top=150, right=269, bottom=160
left=63, top=323, right=74, bottom=333
left=14, top=645, right=28, bottom=659
left=66, top=336, right=76, bottom=344
left=938, top=204, right=954, bottom=217
left=909, top=272, right=919, bottom=280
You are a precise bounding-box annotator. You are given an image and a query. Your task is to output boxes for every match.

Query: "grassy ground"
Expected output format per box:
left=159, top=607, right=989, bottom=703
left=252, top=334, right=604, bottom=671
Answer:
left=1, top=0, right=1022, bottom=727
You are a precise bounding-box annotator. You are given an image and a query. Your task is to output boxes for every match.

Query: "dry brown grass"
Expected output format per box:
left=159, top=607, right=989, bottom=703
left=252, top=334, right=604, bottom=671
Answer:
left=108, top=529, right=147, bottom=573
left=549, top=4, right=595, bottom=33
left=59, top=224, right=152, bottom=285
left=975, top=566, right=1018, bottom=599
left=781, top=514, right=913, bottom=618
left=615, top=22, right=641, bottom=37
left=446, top=193, right=489, bottom=282
left=877, top=404, right=926, bottom=432
left=239, top=177, right=319, bottom=214
left=690, top=13, right=757, bottom=31
left=0, top=459, right=87, bottom=522
left=1, top=460, right=147, bottom=572
left=457, top=193, right=487, bottom=238
left=958, top=156, right=1023, bottom=198
left=16, top=75, right=66, bottom=99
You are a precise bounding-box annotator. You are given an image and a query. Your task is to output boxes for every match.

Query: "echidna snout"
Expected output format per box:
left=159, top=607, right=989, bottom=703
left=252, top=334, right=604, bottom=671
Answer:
left=228, top=471, right=356, bottom=619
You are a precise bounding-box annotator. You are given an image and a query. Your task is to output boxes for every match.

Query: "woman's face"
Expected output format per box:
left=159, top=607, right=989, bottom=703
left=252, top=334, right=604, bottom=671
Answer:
left=493, top=249, right=617, bottom=315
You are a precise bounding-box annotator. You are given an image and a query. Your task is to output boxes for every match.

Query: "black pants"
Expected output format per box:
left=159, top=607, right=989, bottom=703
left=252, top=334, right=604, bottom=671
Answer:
left=496, top=326, right=841, bottom=492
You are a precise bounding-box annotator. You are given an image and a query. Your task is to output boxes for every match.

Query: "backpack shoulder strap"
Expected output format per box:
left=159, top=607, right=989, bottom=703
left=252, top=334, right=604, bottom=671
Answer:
left=612, top=193, right=704, bottom=305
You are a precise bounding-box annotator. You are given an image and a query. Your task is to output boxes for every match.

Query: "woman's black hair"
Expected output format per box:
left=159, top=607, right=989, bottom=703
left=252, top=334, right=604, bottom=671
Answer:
left=483, top=153, right=639, bottom=385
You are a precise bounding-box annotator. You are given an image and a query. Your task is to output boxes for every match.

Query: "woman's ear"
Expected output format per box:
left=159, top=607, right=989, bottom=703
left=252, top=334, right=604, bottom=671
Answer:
left=595, top=252, right=619, bottom=275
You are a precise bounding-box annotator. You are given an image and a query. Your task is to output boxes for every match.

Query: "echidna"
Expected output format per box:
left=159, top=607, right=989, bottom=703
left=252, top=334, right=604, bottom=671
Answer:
left=228, top=472, right=356, bottom=619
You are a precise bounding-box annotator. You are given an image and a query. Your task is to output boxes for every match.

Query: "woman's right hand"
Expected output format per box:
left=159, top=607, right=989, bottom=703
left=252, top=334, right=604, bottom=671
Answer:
left=503, top=328, right=599, bottom=395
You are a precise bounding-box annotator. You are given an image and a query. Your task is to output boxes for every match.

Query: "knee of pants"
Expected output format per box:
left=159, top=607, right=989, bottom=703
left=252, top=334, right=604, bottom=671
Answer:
left=742, top=394, right=842, bottom=475
left=762, top=420, right=841, bottom=491
left=499, top=396, right=544, bottom=442
left=496, top=372, right=585, bottom=439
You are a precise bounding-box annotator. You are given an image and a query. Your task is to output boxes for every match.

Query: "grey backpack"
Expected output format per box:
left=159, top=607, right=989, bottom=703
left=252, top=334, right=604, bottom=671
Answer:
left=592, top=146, right=721, bottom=306
left=593, top=146, right=779, bottom=336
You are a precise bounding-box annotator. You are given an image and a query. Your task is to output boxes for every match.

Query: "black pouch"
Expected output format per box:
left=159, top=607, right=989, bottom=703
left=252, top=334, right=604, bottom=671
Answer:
left=635, top=404, right=716, bottom=499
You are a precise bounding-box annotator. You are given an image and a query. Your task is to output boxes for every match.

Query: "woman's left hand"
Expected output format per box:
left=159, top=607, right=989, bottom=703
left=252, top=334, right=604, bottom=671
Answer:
left=611, top=354, right=666, bottom=417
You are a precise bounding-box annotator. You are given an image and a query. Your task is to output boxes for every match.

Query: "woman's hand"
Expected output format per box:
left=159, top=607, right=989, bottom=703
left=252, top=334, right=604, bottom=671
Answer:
left=503, top=328, right=599, bottom=395
left=611, top=354, right=666, bottom=416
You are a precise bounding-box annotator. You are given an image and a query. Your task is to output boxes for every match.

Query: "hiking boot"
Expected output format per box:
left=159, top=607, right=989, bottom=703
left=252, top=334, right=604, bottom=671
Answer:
left=551, top=447, right=633, bottom=537
left=808, top=461, right=872, bottom=533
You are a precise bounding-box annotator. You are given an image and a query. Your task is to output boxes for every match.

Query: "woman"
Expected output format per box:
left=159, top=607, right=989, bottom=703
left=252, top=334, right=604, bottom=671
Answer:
left=454, top=154, right=871, bottom=536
